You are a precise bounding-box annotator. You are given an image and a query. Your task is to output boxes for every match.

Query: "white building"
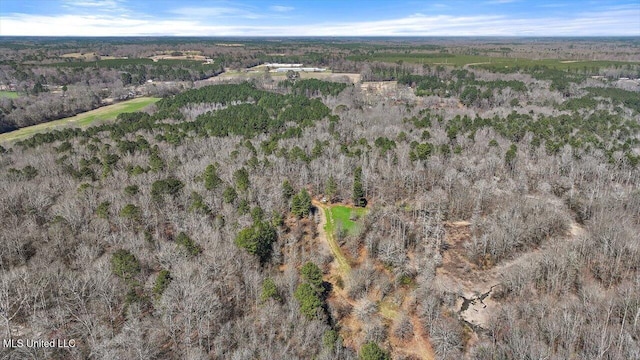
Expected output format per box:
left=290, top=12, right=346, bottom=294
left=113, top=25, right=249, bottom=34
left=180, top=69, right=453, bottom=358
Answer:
left=273, top=67, right=326, bottom=73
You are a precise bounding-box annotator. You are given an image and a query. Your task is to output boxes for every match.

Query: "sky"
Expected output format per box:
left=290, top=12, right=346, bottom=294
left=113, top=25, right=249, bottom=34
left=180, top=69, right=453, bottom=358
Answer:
left=0, top=0, right=639, bottom=37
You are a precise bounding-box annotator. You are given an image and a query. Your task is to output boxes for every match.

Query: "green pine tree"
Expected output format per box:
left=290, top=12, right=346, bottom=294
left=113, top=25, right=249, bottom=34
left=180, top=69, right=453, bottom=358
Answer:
left=325, top=176, right=337, bottom=201
left=353, top=166, right=364, bottom=204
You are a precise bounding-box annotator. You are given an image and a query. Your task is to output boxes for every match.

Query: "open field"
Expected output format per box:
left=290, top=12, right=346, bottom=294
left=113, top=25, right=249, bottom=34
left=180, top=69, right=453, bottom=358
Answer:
left=325, top=205, right=367, bottom=236
left=312, top=200, right=364, bottom=274
left=0, top=91, right=19, bottom=99
left=474, top=58, right=640, bottom=72
left=348, top=53, right=639, bottom=71
left=0, top=97, right=159, bottom=143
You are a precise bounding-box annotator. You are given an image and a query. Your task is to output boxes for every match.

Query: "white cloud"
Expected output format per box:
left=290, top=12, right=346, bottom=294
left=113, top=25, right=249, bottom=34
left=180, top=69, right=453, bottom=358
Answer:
left=485, top=0, right=518, bottom=4
left=270, top=5, right=294, bottom=12
left=62, top=0, right=127, bottom=12
left=170, top=6, right=263, bottom=19
left=539, top=3, right=568, bottom=7
left=0, top=5, right=638, bottom=36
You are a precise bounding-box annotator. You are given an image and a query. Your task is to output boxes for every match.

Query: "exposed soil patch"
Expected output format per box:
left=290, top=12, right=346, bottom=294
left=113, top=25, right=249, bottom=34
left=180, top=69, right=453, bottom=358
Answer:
left=436, top=218, right=586, bottom=332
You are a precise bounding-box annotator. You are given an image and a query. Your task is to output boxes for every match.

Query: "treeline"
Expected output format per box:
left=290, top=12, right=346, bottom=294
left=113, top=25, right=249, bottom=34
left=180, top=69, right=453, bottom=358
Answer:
left=410, top=110, right=640, bottom=165
left=48, top=58, right=224, bottom=83
left=585, top=87, right=640, bottom=113
left=397, top=69, right=527, bottom=106
left=16, top=82, right=336, bottom=149
left=156, top=82, right=268, bottom=113
left=476, top=64, right=587, bottom=93
left=280, top=78, right=348, bottom=97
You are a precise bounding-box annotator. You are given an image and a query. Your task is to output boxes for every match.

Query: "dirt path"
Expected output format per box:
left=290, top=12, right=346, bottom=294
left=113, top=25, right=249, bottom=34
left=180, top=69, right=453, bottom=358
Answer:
left=313, top=200, right=351, bottom=274
left=313, top=199, right=435, bottom=360
left=463, top=62, right=492, bottom=68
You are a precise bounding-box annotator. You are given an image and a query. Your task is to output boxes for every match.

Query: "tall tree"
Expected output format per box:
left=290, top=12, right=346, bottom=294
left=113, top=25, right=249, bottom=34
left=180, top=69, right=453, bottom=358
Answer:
left=203, top=164, right=222, bottom=191
left=233, top=167, right=250, bottom=192
left=282, top=179, right=294, bottom=200
left=292, top=189, right=312, bottom=218
left=353, top=166, right=364, bottom=205
left=234, top=221, right=277, bottom=263
left=325, top=175, right=337, bottom=201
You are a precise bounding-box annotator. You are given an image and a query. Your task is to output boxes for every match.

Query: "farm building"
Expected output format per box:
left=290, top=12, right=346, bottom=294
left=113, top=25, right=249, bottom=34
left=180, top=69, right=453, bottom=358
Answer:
left=264, top=63, right=303, bottom=68
left=273, top=67, right=326, bottom=72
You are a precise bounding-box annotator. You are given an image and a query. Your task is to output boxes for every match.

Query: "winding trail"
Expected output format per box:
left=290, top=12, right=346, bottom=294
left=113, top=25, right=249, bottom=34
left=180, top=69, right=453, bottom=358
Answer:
left=312, top=199, right=435, bottom=360
left=314, top=200, right=351, bottom=274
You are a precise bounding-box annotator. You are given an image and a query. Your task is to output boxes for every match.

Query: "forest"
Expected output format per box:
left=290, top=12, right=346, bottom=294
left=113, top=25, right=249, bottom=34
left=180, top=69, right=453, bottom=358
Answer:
left=0, top=37, right=639, bottom=360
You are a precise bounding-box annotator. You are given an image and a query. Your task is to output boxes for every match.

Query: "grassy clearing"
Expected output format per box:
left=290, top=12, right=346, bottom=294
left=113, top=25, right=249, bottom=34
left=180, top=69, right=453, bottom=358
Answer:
left=320, top=204, right=367, bottom=274
left=0, top=91, right=19, bottom=99
left=323, top=207, right=352, bottom=274
left=0, top=97, right=159, bottom=143
left=327, top=205, right=368, bottom=236
left=379, top=300, right=399, bottom=320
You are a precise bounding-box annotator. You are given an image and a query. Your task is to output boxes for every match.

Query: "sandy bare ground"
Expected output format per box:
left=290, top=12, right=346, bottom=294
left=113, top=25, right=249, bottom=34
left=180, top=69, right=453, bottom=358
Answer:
left=436, top=219, right=585, bottom=330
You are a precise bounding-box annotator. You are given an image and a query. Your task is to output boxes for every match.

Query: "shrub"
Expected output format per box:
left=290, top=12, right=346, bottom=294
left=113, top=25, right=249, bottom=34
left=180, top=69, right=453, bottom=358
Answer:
left=234, top=221, right=277, bottom=263
left=111, top=249, right=140, bottom=280
left=359, top=342, right=390, bottom=360
left=189, top=191, right=211, bottom=214
left=96, top=201, right=110, bottom=219
left=203, top=164, right=222, bottom=190
left=251, top=206, right=264, bottom=222
left=119, top=204, right=142, bottom=221
left=124, top=185, right=139, bottom=196
left=294, top=283, right=322, bottom=319
left=176, top=232, right=201, bottom=256
left=233, top=167, right=250, bottom=192
left=282, top=180, right=295, bottom=199
left=300, top=262, right=323, bottom=290
left=151, top=177, right=184, bottom=201
left=153, top=270, right=171, bottom=296
left=238, top=199, right=250, bottom=215
left=323, top=330, right=339, bottom=350
left=260, top=278, right=280, bottom=302
left=291, top=188, right=312, bottom=218
left=223, top=186, right=237, bottom=204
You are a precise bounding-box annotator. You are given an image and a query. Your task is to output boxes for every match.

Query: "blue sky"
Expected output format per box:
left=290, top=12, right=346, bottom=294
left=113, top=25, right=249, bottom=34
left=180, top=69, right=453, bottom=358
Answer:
left=0, top=0, right=639, bottom=36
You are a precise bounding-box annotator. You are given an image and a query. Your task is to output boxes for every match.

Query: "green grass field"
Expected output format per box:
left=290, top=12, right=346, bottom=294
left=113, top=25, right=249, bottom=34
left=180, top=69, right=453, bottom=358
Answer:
left=348, top=53, right=639, bottom=71
left=0, top=91, right=19, bottom=99
left=0, top=97, right=160, bottom=143
left=325, top=205, right=368, bottom=236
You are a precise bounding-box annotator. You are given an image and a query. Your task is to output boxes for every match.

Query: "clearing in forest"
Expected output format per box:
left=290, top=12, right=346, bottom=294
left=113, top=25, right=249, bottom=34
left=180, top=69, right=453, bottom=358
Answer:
left=325, top=205, right=367, bottom=237
left=312, top=200, right=356, bottom=274
left=0, top=91, right=19, bottom=99
left=0, top=97, right=160, bottom=143
left=313, top=200, right=435, bottom=360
